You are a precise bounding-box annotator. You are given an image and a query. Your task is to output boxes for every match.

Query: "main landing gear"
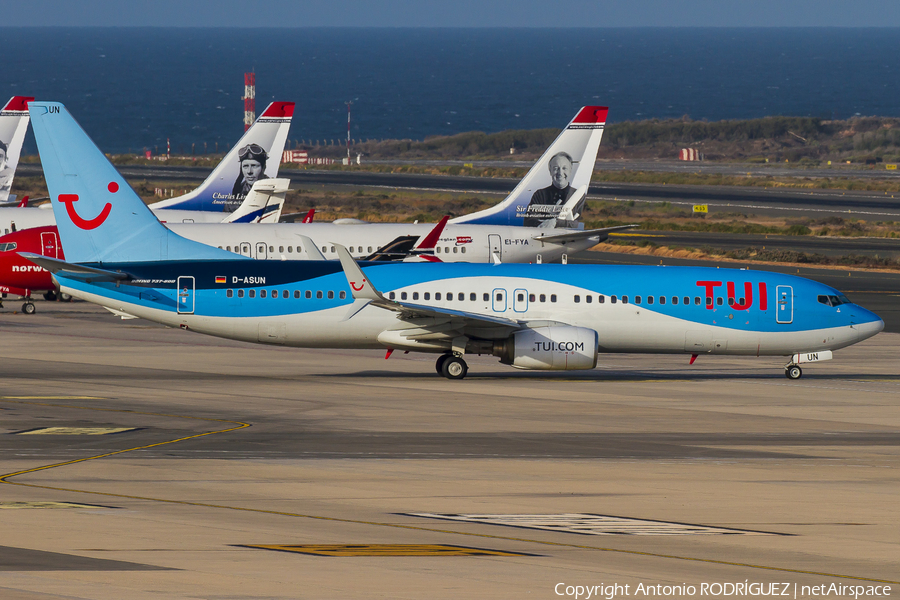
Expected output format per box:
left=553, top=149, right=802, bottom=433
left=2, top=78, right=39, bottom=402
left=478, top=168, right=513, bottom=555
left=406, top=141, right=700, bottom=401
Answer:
left=435, top=353, right=468, bottom=380
left=22, top=301, right=36, bottom=315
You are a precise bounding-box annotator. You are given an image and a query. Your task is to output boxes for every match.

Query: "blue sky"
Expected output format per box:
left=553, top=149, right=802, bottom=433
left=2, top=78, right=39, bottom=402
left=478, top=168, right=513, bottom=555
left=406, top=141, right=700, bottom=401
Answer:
left=5, top=1, right=900, bottom=27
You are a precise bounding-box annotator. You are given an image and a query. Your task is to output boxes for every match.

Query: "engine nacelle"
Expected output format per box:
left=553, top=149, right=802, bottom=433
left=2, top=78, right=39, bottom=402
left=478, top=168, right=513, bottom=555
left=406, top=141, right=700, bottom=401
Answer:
left=497, top=326, right=598, bottom=370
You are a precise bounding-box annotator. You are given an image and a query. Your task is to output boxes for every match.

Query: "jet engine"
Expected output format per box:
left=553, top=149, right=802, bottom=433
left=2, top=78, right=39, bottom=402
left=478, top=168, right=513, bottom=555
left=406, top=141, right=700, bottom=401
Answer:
left=494, top=326, right=598, bottom=370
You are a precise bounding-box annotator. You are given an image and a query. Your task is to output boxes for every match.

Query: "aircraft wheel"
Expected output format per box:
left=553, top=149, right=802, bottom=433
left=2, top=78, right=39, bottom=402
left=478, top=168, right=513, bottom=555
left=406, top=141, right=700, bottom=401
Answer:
left=435, top=354, right=451, bottom=375
left=59, top=293, right=72, bottom=302
left=43, top=291, right=58, bottom=301
left=23, top=302, right=36, bottom=315
left=441, top=356, right=468, bottom=380
left=785, top=365, right=802, bottom=380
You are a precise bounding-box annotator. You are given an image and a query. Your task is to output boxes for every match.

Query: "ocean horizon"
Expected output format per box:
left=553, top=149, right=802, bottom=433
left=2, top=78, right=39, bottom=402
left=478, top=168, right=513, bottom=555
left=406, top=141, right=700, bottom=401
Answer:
left=3, top=27, right=899, bottom=154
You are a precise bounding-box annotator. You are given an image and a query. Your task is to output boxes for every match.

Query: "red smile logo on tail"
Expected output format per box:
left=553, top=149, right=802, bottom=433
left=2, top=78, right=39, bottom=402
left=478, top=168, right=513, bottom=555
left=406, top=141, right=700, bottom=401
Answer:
left=58, top=182, right=116, bottom=230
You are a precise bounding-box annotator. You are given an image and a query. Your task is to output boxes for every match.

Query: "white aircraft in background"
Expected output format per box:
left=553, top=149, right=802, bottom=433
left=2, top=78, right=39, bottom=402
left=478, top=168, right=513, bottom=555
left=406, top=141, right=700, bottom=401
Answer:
left=0, top=101, right=294, bottom=234
left=0, top=96, right=33, bottom=206
left=164, top=106, right=635, bottom=263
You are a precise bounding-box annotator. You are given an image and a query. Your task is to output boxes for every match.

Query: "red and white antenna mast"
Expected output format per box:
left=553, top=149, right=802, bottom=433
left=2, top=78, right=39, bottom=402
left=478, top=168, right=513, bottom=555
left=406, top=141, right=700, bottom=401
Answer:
left=345, top=100, right=352, bottom=160
left=243, top=72, right=256, bottom=131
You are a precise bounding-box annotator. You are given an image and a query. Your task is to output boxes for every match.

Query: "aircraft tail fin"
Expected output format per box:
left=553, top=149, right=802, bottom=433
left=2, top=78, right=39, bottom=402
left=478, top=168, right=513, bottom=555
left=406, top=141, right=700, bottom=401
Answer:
left=16, top=195, right=29, bottom=208
left=149, top=101, right=294, bottom=213
left=222, top=178, right=289, bottom=223
left=0, top=96, right=34, bottom=204
left=28, top=102, right=239, bottom=264
left=450, top=106, right=607, bottom=228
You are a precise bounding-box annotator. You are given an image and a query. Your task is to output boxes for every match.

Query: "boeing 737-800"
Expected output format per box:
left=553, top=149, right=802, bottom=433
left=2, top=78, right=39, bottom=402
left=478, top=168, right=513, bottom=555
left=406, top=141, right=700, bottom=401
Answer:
left=22, top=102, right=884, bottom=381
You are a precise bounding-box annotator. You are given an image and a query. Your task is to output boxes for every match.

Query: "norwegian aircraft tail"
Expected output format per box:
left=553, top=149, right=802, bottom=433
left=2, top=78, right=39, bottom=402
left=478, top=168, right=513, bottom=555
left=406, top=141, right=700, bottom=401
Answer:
left=28, top=101, right=239, bottom=264
left=450, top=106, right=607, bottom=228
left=0, top=96, right=34, bottom=204
left=150, top=101, right=294, bottom=213
left=221, top=178, right=289, bottom=224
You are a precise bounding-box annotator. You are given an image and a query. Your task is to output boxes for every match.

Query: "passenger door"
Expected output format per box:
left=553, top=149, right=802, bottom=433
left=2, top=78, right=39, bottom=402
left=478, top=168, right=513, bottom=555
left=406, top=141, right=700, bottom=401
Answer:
left=513, top=288, right=528, bottom=313
left=776, top=285, right=793, bottom=324
left=239, top=242, right=251, bottom=258
left=40, top=231, right=58, bottom=258
left=176, top=276, right=195, bottom=314
left=488, top=234, right=502, bottom=263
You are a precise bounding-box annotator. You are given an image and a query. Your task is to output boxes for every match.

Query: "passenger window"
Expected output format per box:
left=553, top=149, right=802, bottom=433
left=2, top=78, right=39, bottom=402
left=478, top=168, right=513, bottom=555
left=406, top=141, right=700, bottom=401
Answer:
left=717, top=297, right=723, bottom=306
left=401, top=292, right=408, bottom=300
left=272, top=291, right=278, bottom=300
left=413, top=292, right=419, bottom=300
left=634, top=296, right=641, bottom=304
left=316, top=291, right=323, bottom=299
left=648, top=296, right=654, bottom=305
left=574, top=295, right=581, bottom=303
left=659, top=296, right=665, bottom=305
left=706, top=297, right=713, bottom=306
left=461, top=247, right=466, bottom=254
left=611, top=296, right=617, bottom=304
left=227, top=289, right=233, bottom=298
left=368, top=247, right=372, bottom=253
left=598, top=295, right=605, bottom=304
left=321, top=246, right=327, bottom=253
left=622, top=296, right=628, bottom=304
left=283, top=290, right=289, bottom=299
left=306, top=290, right=312, bottom=299
left=529, top=293, right=536, bottom=302
left=217, top=246, right=223, bottom=249
left=540, top=294, right=546, bottom=303
left=436, top=247, right=441, bottom=254
left=288, top=246, right=293, bottom=253
left=294, top=290, right=301, bottom=299
left=728, top=297, right=734, bottom=306
left=339, top=291, right=346, bottom=299
left=436, top=293, right=442, bottom=300
left=586, top=296, right=592, bottom=304
left=269, top=246, right=274, bottom=252
left=496, top=293, right=502, bottom=301
left=551, top=294, right=557, bottom=303
left=483, top=293, right=489, bottom=302
left=458, top=293, right=464, bottom=301
left=328, top=291, right=334, bottom=299
left=453, top=247, right=458, bottom=254
left=249, top=290, right=256, bottom=298
left=238, top=289, right=244, bottom=298
left=259, top=290, right=266, bottom=298
left=672, top=296, right=678, bottom=305
left=226, top=246, right=231, bottom=252
left=695, top=297, right=701, bottom=305
left=684, top=297, right=689, bottom=305
left=424, top=292, right=431, bottom=300
left=469, top=293, right=476, bottom=301
left=447, top=293, right=453, bottom=302
left=279, top=246, right=284, bottom=253
left=330, top=246, right=335, bottom=253
left=389, top=292, right=395, bottom=300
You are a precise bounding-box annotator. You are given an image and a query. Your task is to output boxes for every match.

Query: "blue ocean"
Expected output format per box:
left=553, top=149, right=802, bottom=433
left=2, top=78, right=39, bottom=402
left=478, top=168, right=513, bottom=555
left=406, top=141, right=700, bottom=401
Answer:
left=3, top=27, right=900, bottom=155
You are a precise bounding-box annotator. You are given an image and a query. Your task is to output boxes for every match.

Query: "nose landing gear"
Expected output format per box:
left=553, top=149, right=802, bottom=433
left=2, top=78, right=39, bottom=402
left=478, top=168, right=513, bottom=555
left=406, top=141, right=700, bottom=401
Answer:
left=785, top=364, right=802, bottom=380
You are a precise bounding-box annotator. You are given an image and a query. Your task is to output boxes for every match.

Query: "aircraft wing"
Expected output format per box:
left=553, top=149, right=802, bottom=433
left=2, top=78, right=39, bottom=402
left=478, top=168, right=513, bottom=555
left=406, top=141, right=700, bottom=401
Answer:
left=532, top=224, right=640, bottom=245
left=334, top=244, right=522, bottom=334
left=18, top=253, right=130, bottom=282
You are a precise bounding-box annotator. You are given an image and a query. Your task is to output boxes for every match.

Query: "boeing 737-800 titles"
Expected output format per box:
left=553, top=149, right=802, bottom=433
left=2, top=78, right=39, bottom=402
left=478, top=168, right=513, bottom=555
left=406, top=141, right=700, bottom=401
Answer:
left=21, top=102, right=884, bottom=380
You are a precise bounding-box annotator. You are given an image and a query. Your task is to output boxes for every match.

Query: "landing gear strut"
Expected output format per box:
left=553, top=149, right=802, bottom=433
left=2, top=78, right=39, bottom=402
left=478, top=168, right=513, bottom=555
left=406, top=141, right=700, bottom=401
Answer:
left=436, top=353, right=468, bottom=380
left=785, top=364, right=802, bottom=380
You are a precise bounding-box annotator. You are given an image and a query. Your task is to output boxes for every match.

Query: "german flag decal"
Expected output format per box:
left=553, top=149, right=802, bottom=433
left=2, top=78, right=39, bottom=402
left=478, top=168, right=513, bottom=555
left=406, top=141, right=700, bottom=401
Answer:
left=215, top=276, right=227, bottom=284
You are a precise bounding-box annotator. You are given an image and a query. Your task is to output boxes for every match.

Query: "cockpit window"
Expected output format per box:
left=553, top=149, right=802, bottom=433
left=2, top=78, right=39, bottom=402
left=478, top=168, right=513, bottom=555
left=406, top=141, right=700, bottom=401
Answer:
left=0, top=242, right=17, bottom=252
left=818, top=294, right=851, bottom=307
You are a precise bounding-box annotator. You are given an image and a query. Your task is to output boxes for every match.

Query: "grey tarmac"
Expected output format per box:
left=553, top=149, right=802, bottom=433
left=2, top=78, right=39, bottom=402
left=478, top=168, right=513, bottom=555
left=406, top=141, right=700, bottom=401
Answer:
left=0, top=302, right=898, bottom=599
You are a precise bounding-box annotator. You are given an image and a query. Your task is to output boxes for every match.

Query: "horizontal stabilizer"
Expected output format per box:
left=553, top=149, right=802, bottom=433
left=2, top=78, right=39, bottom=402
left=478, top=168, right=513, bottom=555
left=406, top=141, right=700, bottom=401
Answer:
left=533, top=224, right=640, bottom=245
left=19, top=253, right=130, bottom=281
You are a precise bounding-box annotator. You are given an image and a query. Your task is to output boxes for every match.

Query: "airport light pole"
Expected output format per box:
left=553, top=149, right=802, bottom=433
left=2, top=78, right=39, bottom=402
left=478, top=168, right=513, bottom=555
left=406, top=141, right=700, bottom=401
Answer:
left=345, top=101, right=352, bottom=162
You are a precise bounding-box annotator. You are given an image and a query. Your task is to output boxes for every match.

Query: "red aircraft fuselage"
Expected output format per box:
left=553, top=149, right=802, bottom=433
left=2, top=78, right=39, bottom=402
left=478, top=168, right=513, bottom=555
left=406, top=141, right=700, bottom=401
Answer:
left=0, top=225, right=62, bottom=297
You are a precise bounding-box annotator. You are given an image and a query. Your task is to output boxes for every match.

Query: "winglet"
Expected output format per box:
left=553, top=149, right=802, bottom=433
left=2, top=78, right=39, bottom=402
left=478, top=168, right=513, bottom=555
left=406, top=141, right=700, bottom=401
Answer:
left=334, top=244, right=385, bottom=301
left=415, top=215, right=449, bottom=251
left=16, top=195, right=29, bottom=208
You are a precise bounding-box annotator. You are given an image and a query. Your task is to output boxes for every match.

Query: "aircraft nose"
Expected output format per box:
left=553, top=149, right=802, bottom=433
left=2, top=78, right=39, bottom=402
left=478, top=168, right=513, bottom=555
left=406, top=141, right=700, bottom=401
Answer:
left=856, top=314, right=884, bottom=341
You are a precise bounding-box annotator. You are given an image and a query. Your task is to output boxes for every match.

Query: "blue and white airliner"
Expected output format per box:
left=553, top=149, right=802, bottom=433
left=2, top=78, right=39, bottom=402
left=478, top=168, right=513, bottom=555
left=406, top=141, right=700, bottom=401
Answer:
left=22, top=102, right=884, bottom=380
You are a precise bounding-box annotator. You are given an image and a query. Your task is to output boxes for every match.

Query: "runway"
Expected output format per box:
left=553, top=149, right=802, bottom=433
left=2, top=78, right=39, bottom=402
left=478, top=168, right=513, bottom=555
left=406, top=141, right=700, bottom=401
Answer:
left=18, top=162, right=900, bottom=219
left=1, top=303, right=898, bottom=598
